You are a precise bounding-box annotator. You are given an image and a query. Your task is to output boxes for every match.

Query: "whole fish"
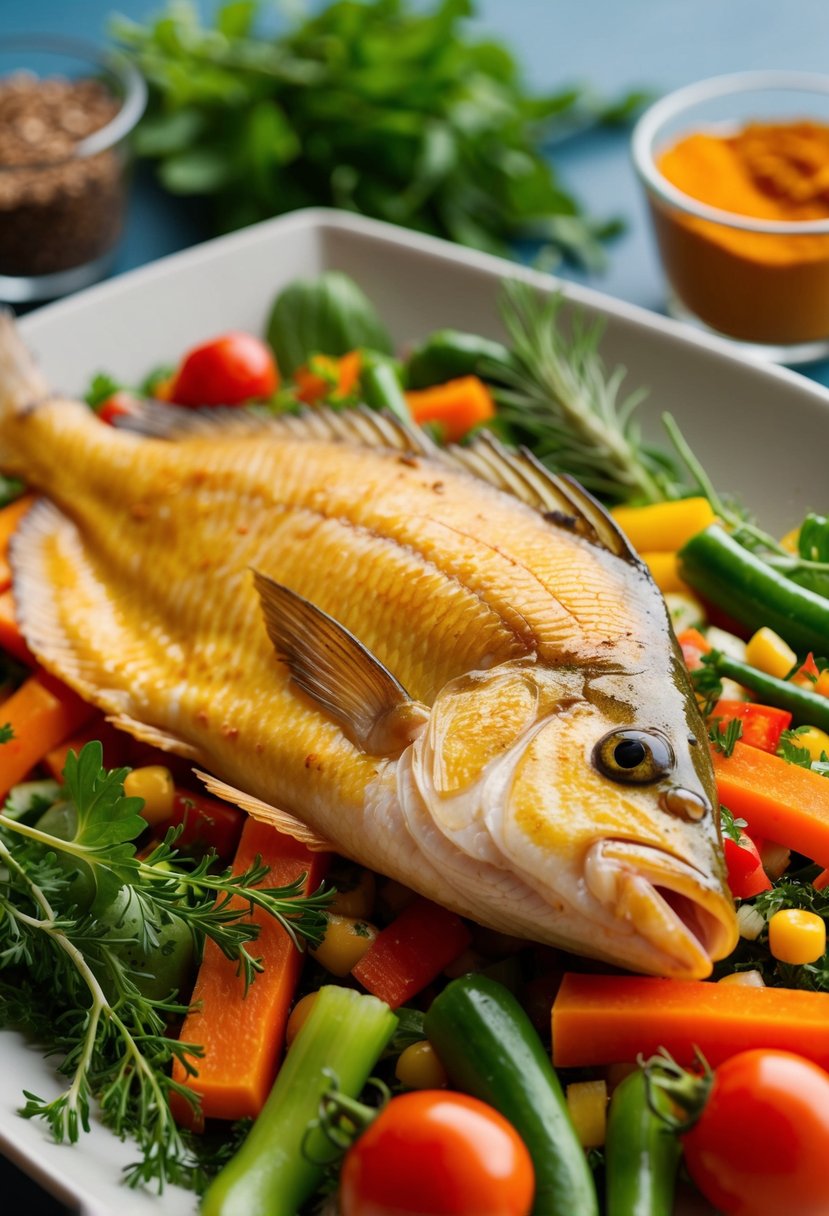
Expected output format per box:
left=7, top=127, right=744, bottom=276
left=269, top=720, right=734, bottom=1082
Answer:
left=0, top=318, right=737, bottom=979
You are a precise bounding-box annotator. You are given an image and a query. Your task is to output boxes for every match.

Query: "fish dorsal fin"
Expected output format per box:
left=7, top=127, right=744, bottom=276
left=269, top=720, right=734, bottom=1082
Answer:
left=446, top=433, right=636, bottom=560
left=194, top=770, right=334, bottom=851
left=253, top=570, right=430, bottom=756
left=117, top=398, right=439, bottom=458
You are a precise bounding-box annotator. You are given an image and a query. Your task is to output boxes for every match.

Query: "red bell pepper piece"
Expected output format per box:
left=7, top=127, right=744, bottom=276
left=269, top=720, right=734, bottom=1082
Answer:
left=723, top=832, right=772, bottom=899
left=711, top=700, right=792, bottom=753
left=168, top=788, right=245, bottom=863
left=351, top=897, right=472, bottom=1008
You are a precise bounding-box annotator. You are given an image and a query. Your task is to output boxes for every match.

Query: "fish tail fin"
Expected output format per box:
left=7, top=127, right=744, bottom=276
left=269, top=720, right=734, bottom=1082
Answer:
left=0, top=311, right=51, bottom=473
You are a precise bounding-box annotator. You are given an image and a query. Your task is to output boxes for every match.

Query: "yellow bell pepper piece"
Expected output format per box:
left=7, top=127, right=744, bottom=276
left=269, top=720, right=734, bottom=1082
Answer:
left=611, top=497, right=716, bottom=553
left=796, top=726, right=829, bottom=763
left=745, top=626, right=798, bottom=681
left=717, top=969, right=766, bottom=987
left=641, top=551, right=691, bottom=596
left=565, top=1079, right=608, bottom=1149
left=768, top=909, right=826, bottom=965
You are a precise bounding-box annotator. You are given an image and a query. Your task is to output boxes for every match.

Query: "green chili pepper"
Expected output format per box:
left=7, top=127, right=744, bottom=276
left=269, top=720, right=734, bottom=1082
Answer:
left=706, top=651, right=829, bottom=733
left=405, top=329, right=513, bottom=389
left=678, top=524, right=829, bottom=655
left=605, top=1069, right=681, bottom=1216
left=359, top=351, right=412, bottom=424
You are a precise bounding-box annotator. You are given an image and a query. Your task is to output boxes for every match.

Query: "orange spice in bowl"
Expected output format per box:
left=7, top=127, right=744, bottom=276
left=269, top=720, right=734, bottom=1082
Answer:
left=632, top=72, right=829, bottom=360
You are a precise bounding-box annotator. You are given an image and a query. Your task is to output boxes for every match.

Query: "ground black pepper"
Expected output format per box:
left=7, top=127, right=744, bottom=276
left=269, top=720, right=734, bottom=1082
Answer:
left=0, top=71, right=126, bottom=279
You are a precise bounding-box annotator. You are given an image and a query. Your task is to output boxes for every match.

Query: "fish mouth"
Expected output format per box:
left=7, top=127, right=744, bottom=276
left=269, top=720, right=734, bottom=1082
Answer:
left=584, top=838, right=738, bottom=980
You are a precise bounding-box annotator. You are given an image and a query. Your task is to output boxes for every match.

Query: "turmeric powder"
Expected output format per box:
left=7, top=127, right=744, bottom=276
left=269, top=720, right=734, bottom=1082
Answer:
left=651, top=121, right=829, bottom=345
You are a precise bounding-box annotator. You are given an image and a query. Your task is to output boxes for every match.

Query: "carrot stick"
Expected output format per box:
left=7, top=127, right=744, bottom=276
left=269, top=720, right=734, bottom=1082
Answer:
left=0, top=590, right=35, bottom=665
left=350, top=897, right=472, bottom=1008
left=0, top=671, right=97, bottom=799
left=44, top=717, right=131, bottom=782
left=713, top=740, right=829, bottom=868
left=404, top=376, right=496, bottom=443
left=171, top=821, right=330, bottom=1126
left=552, top=973, right=829, bottom=1071
left=0, top=495, right=34, bottom=594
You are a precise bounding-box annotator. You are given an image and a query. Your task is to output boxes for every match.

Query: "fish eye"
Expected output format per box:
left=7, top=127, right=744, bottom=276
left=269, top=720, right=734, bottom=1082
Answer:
left=592, top=729, right=675, bottom=785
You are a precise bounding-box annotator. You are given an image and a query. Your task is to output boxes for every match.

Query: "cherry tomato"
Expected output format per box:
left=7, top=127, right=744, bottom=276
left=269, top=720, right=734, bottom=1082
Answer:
left=682, top=1049, right=829, bottom=1216
left=169, top=332, right=278, bottom=406
left=97, top=390, right=141, bottom=426
left=339, top=1090, right=534, bottom=1216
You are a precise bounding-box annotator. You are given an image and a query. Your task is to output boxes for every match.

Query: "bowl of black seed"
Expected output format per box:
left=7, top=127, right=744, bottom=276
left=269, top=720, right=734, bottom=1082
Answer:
left=0, top=35, right=146, bottom=303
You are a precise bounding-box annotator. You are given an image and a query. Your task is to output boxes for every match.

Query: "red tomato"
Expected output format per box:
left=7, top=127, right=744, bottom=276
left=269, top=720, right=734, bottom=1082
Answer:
left=97, top=390, right=141, bottom=425
left=169, top=332, right=278, bottom=406
left=682, top=1050, right=829, bottom=1216
left=339, top=1091, right=534, bottom=1216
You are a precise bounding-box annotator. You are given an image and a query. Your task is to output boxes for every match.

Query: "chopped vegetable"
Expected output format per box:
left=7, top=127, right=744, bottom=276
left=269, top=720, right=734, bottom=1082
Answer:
left=168, top=331, right=278, bottom=406
left=359, top=350, right=413, bottom=424
left=678, top=524, right=829, bottom=654
left=565, top=1079, right=607, bottom=1149
left=702, top=651, right=829, bottom=732
left=795, top=724, right=829, bottom=762
left=745, top=625, right=798, bottom=680
left=711, top=700, right=792, bottom=753
left=552, top=973, right=829, bottom=1070
left=713, top=740, right=829, bottom=868
left=43, top=718, right=130, bottom=780
left=405, top=330, right=513, bottom=390
left=171, top=821, right=330, bottom=1125
left=0, top=672, right=96, bottom=799
left=167, top=788, right=244, bottom=863
left=0, top=493, right=33, bottom=593
left=339, top=1090, right=535, bottom=1216
left=395, top=1040, right=448, bottom=1090
left=201, top=985, right=397, bottom=1216
left=723, top=831, right=772, bottom=900
left=647, top=1049, right=829, bottom=1216
left=267, top=273, right=393, bottom=378
left=311, top=912, right=379, bottom=977
left=294, top=350, right=362, bottom=404
left=123, top=764, right=174, bottom=827
left=604, top=1070, right=680, bottom=1216
left=0, top=590, right=34, bottom=664
left=426, top=974, right=598, bottom=1216
left=639, top=550, right=689, bottom=595
left=611, top=496, right=716, bottom=552
left=404, top=375, right=496, bottom=442
left=768, top=908, right=827, bottom=964
left=351, top=896, right=472, bottom=1008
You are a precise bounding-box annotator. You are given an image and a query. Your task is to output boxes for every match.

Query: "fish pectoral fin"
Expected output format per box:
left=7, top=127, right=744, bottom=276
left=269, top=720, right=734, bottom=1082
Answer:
left=193, top=770, right=334, bottom=852
left=106, top=714, right=205, bottom=762
left=253, top=569, right=430, bottom=756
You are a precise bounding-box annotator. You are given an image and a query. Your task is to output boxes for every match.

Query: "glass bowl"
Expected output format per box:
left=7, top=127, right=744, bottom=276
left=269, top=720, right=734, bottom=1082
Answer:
left=632, top=71, right=829, bottom=364
left=0, top=35, right=146, bottom=304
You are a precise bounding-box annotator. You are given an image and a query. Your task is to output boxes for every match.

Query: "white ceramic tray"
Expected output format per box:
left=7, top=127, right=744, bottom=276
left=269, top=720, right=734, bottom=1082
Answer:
left=8, top=208, right=829, bottom=1215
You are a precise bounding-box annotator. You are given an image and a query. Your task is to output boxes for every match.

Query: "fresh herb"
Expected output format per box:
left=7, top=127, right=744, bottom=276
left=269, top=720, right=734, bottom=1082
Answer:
left=0, top=722, right=14, bottom=743
left=84, top=371, right=123, bottom=409
left=777, top=727, right=816, bottom=770
left=113, top=0, right=639, bottom=269
left=708, top=717, right=743, bottom=759
left=0, top=742, right=332, bottom=1190
left=0, top=474, right=25, bottom=509
left=690, top=651, right=724, bottom=717
left=720, top=806, right=747, bottom=845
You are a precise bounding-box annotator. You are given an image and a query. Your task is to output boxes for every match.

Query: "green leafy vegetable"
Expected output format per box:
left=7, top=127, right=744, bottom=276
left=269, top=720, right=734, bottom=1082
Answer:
left=0, top=742, right=332, bottom=1190
left=113, top=0, right=637, bottom=268
left=267, top=272, right=393, bottom=375
left=708, top=717, right=743, bottom=759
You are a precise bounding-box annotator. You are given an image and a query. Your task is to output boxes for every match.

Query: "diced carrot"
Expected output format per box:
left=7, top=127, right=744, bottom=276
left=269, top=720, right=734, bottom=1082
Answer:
left=350, top=897, right=472, bottom=1008
left=404, top=376, right=496, bottom=443
left=0, top=495, right=34, bottom=594
left=294, top=351, right=362, bottom=404
left=0, top=589, right=35, bottom=665
left=167, top=788, right=244, bottom=863
left=0, top=672, right=96, bottom=799
left=44, top=717, right=131, bottom=781
left=171, top=821, right=329, bottom=1127
left=711, top=700, right=791, bottom=752
left=713, top=740, right=829, bottom=869
left=552, top=973, right=829, bottom=1071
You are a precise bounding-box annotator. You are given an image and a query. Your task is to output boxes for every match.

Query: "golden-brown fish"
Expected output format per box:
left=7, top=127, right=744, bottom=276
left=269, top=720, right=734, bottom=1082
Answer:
left=0, top=318, right=737, bottom=979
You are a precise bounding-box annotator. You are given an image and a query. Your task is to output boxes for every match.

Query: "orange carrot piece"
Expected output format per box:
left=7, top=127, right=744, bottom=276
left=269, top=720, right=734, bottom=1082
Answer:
left=552, top=973, right=829, bottom=1071
left=0, top=495, right=34, bottom=594
left=0, top=589, right=35, bottom=665
left=44, top=717, right=131, bottom=782
left=294, top=351, right=362, bottom=404
left=0, top=671, right=96, bottom=799
left=814, top=868, right=829, bottom=891
left=404, top=375, right=496, bottom=443
left=171, top=821, right=329, bottom=1127
left=713, top=740, right=829, bottom=868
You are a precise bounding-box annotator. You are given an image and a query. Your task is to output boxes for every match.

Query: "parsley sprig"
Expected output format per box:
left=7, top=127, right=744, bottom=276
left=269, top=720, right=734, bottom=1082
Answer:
left=0, top=742, right=331, bottom=1189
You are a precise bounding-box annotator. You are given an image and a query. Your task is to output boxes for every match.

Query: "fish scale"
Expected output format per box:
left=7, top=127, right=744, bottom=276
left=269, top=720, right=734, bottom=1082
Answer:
left=0, top=325, right=739, bottom=978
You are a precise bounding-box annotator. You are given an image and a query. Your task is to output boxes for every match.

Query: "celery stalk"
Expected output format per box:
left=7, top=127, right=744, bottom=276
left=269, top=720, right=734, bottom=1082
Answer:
left=202, top=985, right=398, bottom=1216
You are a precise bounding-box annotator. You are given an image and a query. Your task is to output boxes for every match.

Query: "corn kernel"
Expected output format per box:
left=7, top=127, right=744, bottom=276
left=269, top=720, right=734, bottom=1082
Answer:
left=566, top=1079, right=608, bottom=1149
left=641, top=552, right=690, bottom=596
left=124, top=765, right=175, bottom=827
left=611, top=497, right=716, bottom=553
left=285, top=992, right=318, bottom=1048
left=796, top=726, right=829, bottom=763
left=745, top=627, right=797, bottom=681
left=310, top=914, right=378, bottom=976
left=768, top=909, right=826, bottom=964
left=329, top=869, right=376, bottom=919
left=395, top=1041, right=448, bottom=1090
left=717, top=969, right=766, bottom=987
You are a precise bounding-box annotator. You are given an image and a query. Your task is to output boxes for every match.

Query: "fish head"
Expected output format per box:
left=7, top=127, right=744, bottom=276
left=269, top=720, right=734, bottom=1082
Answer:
left=417, top=655, right=738, bottom=979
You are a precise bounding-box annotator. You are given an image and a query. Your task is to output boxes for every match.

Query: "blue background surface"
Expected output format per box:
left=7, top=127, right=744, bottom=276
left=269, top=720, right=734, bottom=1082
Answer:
left=3, top=1, right=829, bottom=1209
